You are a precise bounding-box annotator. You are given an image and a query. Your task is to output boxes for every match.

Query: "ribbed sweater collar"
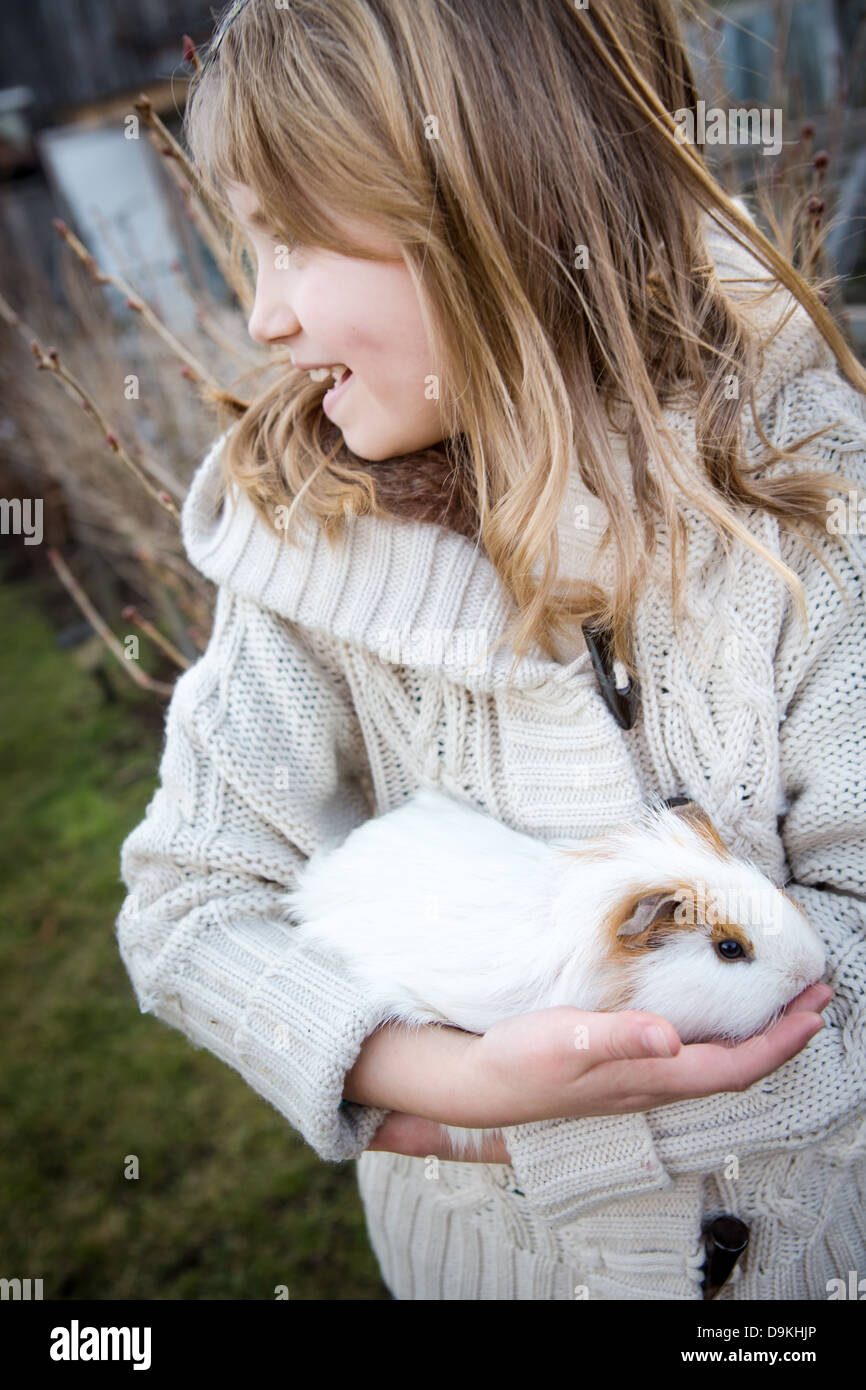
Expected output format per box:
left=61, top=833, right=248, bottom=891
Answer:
left=181, top=211, right=836, bottom=696
left=182, top=443, right=576, bottom=693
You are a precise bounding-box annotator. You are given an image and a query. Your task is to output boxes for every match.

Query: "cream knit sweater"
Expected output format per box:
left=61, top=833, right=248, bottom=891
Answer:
left=116, top=215, right=866, bottom=1300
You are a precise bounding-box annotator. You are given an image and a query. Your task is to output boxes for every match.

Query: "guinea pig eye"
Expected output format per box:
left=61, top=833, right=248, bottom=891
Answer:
left=715, top=938, right=745, bottom=961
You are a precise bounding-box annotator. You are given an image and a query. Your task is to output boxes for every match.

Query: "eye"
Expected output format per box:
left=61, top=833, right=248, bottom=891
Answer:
left=715, top=938, right=745, bottom=961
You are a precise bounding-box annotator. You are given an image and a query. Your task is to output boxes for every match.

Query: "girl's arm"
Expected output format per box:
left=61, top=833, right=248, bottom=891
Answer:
left=116, top=587, right=403, bottom=1162
left=350, top=993, right=829, bottom=1164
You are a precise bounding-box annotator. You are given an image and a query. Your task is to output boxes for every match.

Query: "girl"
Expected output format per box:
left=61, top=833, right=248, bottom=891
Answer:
left=117, top=0, right=866, bottom=1300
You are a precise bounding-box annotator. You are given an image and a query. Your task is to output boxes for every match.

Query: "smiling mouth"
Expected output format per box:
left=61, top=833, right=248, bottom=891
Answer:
left=322, top=368, right=354, bottom=412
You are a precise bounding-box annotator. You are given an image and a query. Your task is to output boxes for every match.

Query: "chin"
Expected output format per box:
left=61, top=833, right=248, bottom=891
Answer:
left=343, top=436, right=397, bottom=463
left=343, top=431, right=430, bottom=463
left=338, top=409, right=445, bottom=464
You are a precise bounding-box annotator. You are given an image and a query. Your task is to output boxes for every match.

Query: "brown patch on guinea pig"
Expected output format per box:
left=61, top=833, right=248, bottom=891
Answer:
left=666, top=800, right=733, bottom=861
left=596, top=885, right=756, bottom=1012
left=606, top=881, right=696, bottom=966
left=709, top=919, right=755, bottom=960
left=596, top=976, right=641, bottom=1012
left=595, top=882, right=689, bottom=1012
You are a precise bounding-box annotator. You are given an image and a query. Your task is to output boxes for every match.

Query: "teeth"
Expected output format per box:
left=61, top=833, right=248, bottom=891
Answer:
left=307, top=364, right=350, bottom=385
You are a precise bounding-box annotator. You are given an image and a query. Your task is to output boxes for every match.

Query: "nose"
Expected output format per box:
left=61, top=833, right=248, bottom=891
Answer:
left=246, top=267, right=301, bottom=347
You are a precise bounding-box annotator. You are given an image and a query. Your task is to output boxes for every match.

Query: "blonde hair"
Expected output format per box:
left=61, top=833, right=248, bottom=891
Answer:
left=184, top=0, right=866, bottom=683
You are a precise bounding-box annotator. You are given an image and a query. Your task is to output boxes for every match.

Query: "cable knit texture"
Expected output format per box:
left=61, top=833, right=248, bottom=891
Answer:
left=116, top=213, right=866, bottom=1300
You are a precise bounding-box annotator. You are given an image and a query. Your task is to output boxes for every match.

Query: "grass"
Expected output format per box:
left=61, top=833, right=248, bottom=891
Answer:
left=0, top=571, right=390, bottom=1300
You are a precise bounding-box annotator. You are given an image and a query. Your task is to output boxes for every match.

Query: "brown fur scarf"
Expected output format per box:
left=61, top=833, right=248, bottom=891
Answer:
left=343, top=446, right=482, bottom=545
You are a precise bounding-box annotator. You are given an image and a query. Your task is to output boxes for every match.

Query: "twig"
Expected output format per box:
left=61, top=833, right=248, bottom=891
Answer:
left=0, top=286, right=180, bottom=520
left=52, top=217, right=223, bottom=389
left=182, top=34, right=204, bottom=76
left=191, top=299, right=264, bottom=368
left=47, top=549, right=176, bottom=698
left=154, top=152, right=253, bottom=314
left=126, top=439, right=188, bottom=504
left=124, top=552, right=204, bottom=658
left=132, top=94, right=208, bottom=205
left=134, top=92, right=254, bottom=314
left=0, top=286, right=38, bottom=344
left=24, top=332, right=181, bottom=523
left=132, top=541, right=215, bottom=632
left=122, top=604, right=191, bottom=671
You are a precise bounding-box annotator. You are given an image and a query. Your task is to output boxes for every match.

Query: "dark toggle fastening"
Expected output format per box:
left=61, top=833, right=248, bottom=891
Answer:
left=701, top=1215, right=750, bottom=1299
left=581, top=621, right=640, bottom=730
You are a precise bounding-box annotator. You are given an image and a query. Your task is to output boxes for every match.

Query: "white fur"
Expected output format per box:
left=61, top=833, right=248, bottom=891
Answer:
left=282, top=785, right=827, bottom=1158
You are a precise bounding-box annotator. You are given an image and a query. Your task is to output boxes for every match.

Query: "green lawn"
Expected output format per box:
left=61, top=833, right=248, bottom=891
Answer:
left=0, top=572, right=389, bottom=1300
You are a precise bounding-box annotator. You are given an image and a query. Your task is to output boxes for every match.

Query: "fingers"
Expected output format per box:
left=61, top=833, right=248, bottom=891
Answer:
left=365, top=1111, right=436, bottom=1155
left=782, top=982, right=835, bottom=1015
left=568, top=996, right=829, bottom=1113
left=574, top=1009, right=683, bottom=1063
left=639, top=1008, right=826, bottom=1101
left=366, top=1111, right=509, bottom=1163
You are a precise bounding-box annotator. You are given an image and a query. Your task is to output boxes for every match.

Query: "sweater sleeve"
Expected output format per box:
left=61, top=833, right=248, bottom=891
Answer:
left=502, top=369, right=866, bottom=1226
left=115, top=585, right=390, bottom=1162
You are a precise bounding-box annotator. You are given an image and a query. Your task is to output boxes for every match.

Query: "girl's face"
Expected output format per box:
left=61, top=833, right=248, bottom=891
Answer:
left=225, top=181, right=446, bottom=461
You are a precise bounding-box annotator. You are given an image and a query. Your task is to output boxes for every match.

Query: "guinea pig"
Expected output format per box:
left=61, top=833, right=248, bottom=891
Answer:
left=281, top=784, right=827, bottom=1158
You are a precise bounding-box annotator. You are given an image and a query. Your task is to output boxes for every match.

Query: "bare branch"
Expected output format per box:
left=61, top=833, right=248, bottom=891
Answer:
left=122, top=604, right=191, bottom=671
left=52, top=217, right=224, bottom=389
left=47, top=549, right=177, bottom=698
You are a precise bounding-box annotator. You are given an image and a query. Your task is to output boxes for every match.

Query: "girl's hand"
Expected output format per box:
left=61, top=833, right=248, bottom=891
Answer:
left=474, top=982, right=834, bottom=1126
left=364, top=983, right=833, bottom=1161
left=365, top=1111, right=511, bottom=1164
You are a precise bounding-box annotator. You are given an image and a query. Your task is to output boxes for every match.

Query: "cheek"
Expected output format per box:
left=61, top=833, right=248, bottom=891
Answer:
left=294, top=274, right=350, bottom=343
left=343, top=328, right=432, bottom=415
left=296, top=276, right=379, bottom=369
left=343, top=268, right=433, bottom=373
left=302, top=260, right=440, bottom=440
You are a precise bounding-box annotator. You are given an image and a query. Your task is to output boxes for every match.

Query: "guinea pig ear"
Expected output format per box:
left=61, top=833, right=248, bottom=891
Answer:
left=662, top=795, right=708, bottom=821
left=617, top=891, right=682, bottom=947
left=661, top=797, right=730, bottom=858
